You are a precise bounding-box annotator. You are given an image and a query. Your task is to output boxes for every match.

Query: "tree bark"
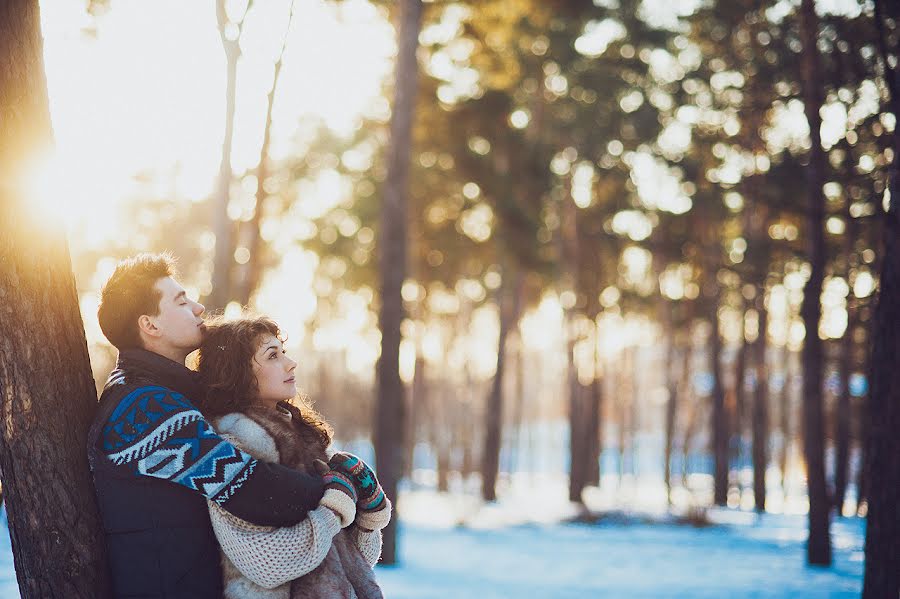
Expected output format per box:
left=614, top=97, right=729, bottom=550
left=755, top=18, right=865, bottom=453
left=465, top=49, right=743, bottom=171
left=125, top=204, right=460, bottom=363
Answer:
left=0, top=1, right=111, bottom=595
left=374, top=0, right=422, bottom=565
left=862, top=0, right=900, bottom=594
left=798, top=0, right=831, bottom=566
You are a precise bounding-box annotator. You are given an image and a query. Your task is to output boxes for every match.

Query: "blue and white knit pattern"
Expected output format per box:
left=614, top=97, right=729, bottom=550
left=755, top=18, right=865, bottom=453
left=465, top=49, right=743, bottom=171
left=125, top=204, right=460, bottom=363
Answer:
left=101, top=385, right=257, bottom=504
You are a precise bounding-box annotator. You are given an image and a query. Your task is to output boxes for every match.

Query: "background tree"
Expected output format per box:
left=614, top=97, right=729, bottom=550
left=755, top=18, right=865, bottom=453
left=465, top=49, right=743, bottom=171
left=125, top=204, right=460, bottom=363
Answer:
left=798, top=0, right=831, bottom=567
left=862, top=0, right=900, bottom=595
left=374, top=0, right=423, bottom=565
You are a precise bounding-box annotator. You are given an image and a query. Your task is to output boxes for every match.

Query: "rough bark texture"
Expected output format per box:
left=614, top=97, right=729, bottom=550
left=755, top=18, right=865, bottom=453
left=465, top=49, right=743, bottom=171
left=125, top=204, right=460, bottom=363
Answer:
left=862, top=1, right=900, bottom=594
left=798, top=0, right=832, bottom=567
left=374, top=0, right=422, bottom=565
left=0, top=1, right=111, bottom=596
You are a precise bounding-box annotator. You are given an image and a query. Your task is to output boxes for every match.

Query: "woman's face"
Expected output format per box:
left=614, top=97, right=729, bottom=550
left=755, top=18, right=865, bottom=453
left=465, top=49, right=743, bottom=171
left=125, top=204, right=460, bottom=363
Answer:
left=251, top=334, right=298, bottom=406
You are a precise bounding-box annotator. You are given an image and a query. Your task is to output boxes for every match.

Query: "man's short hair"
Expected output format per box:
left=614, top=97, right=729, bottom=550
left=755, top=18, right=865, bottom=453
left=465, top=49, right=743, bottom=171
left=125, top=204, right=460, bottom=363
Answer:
left=98, top=253, right=178, bottom=350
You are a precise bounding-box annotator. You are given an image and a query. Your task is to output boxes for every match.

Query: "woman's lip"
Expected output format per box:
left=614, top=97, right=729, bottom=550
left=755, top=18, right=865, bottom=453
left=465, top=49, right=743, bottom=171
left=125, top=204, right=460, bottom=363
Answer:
left=285, top=378, right=295, bottom=383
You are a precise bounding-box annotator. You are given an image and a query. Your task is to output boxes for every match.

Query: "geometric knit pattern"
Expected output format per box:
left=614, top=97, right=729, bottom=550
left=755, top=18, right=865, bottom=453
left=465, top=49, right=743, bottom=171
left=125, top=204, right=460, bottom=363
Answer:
left=101, top=385, right=257, bottom=505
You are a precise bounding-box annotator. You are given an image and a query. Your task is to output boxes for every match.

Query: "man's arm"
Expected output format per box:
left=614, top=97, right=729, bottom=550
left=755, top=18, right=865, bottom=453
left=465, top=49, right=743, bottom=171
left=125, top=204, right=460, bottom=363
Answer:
left=99, top=385, right=324, bottom=527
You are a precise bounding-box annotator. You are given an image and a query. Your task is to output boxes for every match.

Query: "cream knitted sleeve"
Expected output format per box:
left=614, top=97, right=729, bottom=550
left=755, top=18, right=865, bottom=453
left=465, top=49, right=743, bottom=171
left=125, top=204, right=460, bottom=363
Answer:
left=209, top=501, right=342, bottom=589
left=353, top=528, right=384, bottom=567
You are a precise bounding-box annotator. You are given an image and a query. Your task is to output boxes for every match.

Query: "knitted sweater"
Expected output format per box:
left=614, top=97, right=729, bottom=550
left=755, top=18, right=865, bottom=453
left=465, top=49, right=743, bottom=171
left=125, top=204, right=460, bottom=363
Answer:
left=208, top=405, right=390, bottom=599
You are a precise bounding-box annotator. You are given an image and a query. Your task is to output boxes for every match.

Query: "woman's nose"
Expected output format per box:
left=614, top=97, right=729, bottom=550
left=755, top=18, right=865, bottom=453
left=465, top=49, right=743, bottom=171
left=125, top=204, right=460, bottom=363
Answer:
left=193, top=301, right=205, bottom=316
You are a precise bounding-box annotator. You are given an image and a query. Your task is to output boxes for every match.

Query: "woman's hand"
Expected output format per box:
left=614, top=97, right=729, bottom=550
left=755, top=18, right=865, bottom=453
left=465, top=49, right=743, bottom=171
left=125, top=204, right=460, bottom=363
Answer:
left=326, top=453, right=385, bottom=513
left=313, top=459, right=358, bottom=527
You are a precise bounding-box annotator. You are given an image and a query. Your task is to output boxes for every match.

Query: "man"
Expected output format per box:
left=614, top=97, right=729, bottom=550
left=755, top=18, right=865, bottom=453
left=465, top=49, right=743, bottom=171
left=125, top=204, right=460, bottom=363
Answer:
left=87, top=253, right=325, bottom=598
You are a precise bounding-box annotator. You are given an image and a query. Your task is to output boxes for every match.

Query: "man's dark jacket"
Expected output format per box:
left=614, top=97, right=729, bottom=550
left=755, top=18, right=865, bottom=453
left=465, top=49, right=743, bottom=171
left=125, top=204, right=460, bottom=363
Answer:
left=87, top=349, right=325, bottom=598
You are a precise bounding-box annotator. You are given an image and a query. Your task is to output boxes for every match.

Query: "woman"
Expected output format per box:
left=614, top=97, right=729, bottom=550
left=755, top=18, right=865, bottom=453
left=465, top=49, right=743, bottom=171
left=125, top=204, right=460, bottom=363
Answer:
left=195, top=315, right=390, bottom=599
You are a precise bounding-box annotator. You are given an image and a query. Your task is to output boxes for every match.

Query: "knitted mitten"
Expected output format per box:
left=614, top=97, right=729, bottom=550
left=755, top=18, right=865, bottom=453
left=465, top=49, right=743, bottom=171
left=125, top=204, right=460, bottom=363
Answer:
left=327, top=452, right=391, bottom=531
left=314, top=459, right=358, bottom=528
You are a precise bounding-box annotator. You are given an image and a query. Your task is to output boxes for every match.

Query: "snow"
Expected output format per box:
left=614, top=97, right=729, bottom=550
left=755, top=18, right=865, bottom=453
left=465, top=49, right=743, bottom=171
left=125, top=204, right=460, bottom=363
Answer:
left=0, top=484, right=865, bottom=599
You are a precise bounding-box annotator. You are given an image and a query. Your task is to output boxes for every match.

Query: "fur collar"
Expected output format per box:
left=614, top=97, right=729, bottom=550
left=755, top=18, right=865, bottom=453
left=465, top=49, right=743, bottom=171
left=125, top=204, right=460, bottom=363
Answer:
left=213, top=412, right=281, bottom=463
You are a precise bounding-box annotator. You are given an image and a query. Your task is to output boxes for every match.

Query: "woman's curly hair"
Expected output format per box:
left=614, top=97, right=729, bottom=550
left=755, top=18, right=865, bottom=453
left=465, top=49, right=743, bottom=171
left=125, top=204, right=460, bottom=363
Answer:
left=195, top=315, right=332, bottom=450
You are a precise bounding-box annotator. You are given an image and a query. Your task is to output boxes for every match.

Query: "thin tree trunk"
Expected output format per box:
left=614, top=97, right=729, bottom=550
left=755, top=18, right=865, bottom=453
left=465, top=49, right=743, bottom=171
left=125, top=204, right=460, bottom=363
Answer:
left=0, top=1, right=111, bottom=595
left=405, top=352, right=426, bottom=479
left=373, top=0, right=422, bottom=565
left=235, top=0, right=296, bottom=306
left=862, top=1, right=900, bottom=594
left=780, top=347, right=795, bottom=496
left=664, top=335, right=679, bottom=506
left=710, top=304, right=728, bottom=506
left=586, top=353, right=602, bottom=487
left=208, top=0, right=249, bottom=311
left=482, top=269, right=522, bottom=502
left=834, top=212, right=856, bottom=515
left=798, top=0, right=831, bottom=566
left=752, top=293, right=769, bottom=512
left=510, top=333, right=526, bottom=475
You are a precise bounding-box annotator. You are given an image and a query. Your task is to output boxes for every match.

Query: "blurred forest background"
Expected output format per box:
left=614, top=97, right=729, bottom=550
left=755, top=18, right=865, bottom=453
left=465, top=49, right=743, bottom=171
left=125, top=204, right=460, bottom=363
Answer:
left=1, top=0, right=898, bottom=596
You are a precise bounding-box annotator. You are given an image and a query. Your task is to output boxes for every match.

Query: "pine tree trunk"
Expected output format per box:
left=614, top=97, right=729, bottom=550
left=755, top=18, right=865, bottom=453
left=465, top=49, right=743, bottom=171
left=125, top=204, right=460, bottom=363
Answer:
left=208, top=0, right=243, bottom=311
left=752, top=295, right=769, bottom=512
left=779, top=347, right=793, bottom=495
left=798, top=0, right=831, bottom=566
left=0, top=1, right=111, bottom=595
left=862, top=1, right=900, bottom=593
left=834, top=212, right=856, bottom=514
left=664, top=336, right=679, bottom=506
left=481, top=269, right=521, bottom=502
left=235, top=1, right=295, bottom=306
left=710, top=305, right=728, bottom=506
left=374, top=0, right=422, bottom=565
left=586, top=367, right=602, bottom=487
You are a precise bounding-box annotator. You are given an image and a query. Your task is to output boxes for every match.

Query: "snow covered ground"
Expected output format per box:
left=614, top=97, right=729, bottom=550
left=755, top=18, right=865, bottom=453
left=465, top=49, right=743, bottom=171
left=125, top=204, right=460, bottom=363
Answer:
left=0, top=481, right=865, bottom=598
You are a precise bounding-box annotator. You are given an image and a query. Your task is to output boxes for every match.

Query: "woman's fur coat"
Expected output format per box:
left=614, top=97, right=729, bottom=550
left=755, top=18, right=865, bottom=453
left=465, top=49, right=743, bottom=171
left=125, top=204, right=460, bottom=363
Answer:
left=217, top=403, right=384, bottom=599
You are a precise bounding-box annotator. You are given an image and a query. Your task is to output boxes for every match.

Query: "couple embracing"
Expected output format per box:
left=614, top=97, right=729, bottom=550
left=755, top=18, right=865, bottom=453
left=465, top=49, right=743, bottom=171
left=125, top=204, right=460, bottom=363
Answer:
left=87, top=253, right=391, bottom=598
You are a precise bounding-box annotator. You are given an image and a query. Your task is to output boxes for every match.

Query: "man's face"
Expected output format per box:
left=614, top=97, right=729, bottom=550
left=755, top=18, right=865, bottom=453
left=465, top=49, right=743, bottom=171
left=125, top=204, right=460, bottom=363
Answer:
left=147, top=276, right=206, bottom=352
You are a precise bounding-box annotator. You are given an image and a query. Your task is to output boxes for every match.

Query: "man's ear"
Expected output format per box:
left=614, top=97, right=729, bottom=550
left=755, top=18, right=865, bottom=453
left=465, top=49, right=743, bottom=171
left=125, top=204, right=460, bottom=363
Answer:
left=137, top=314, right=160, bottom=339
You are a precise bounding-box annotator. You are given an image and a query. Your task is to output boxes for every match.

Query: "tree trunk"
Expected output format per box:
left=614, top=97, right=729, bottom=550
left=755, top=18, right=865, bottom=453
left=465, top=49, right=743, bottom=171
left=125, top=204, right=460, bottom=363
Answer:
left=0, top=1, right=111, bottom=595
left=405, top=352, right=426, bottom=479
left=710, top=304, right=728, bottom=506
left=834, top=211, right=856, bottom=515
left=798, top=0, right=831, bottom=566
left=373, top=0, right=422, bottom=565
left=234, top=1, right=295, bottom=307
left=481, top=269, right=522, bottom=502
left=752, top=293, right=769, bottom=512
left=862, top=1, right=900, bottom=594
left=586, top=361, right=602, bottom=487
left=208, top=0, right=247, bottom=311
left=664, top=334, right=679, bottom=506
